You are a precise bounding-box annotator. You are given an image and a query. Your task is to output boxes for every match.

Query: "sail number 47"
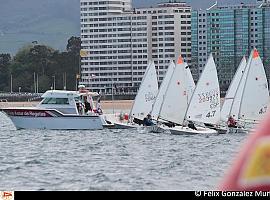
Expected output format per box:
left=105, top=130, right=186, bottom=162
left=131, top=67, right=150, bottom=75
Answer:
left=206, top=110, right=216, bottom=118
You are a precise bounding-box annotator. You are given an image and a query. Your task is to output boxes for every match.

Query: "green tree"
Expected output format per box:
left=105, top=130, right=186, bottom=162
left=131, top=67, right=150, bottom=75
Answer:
left=7, top=36, right=82, bottom=93
left=66, top=36, right=81, bottom=53
left=10, top=45, right=56, bottom=92
left=0, top=54, right=11, bottom=91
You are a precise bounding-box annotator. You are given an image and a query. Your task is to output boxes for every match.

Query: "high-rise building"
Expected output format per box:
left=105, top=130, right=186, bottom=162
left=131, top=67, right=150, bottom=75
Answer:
left=80, top=0, right=192, bottom=93
left=191, top=1, right=270, bottom=93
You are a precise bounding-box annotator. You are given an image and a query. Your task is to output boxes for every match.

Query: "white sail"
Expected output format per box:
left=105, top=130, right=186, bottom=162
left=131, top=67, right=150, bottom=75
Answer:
left=229, top=57, right=250, bottom=122
left=130, top=61, right=159, bottom=120
left=151, top=61, right=175, bottom=120
left=185, top=53, right=220, bottom=125
left=220, top=57, right=247, bottom=121
left=185, top=64, right=196, bottom=103
left=238, top=49, right=269, bottom=122
left=158, top=56, right=189, bottom=124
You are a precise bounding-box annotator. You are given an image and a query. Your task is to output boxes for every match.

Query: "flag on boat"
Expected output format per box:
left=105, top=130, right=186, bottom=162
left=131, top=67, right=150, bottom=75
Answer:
left=177, top=55, right=183, bottom=64
left=80, top=49, right=89, bottom=57
left=218, top=111, right=270, bottom=191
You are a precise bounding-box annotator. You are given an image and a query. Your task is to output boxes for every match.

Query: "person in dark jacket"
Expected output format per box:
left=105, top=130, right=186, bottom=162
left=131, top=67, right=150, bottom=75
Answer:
left=188, top=121, right=197, bottom=130
left=143, top=114, right=154, bottom=126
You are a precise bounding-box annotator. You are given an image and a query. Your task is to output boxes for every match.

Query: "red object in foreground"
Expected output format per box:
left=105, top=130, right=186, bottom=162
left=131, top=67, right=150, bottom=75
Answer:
left=219, top=111, right=270, bottom=191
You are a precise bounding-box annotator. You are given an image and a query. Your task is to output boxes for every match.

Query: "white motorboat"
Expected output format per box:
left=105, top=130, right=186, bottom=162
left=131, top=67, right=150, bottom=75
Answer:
left=1, top=90, right=107, bottom=130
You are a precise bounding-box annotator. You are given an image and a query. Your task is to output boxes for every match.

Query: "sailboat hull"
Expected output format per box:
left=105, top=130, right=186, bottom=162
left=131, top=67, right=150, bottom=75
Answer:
left=227, top=127, right=249, bottom=134
left=148, top=124, right=170, bottom=133
left=103, top=114, right=140, bottom=129
left=113, top=122, right=138, bottom=129
left=169, top=126, right=218, bottom=135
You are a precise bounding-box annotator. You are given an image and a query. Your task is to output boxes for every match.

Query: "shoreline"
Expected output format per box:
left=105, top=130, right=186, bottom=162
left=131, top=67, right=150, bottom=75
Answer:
left=0, top=98, right=224, bottom=110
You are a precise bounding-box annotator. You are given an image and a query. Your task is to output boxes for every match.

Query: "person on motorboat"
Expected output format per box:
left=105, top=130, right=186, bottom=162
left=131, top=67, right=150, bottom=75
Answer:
left=83, top=95, right=92, bottom=113
left=78, top=84, right=88, bottom=93
left=94, top=94, right=103, bottom=115
left=227, top=115, right=237, bottom=128
left=188, top=120, right=197, bottom=130
left=76, top=98, right=85, bottom=115
left=78, top=85, right=96, bottom=115
left=143, top=114, right=154, bottom=126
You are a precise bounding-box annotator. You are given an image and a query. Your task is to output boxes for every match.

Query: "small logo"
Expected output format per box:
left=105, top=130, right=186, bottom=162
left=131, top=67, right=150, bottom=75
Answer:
left=195, top=191, right=201, bottom=197
left=0, top=191, right=14, bottom=200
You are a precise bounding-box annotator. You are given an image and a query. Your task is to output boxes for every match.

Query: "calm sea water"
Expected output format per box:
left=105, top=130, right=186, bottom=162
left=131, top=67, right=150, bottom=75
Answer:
left=0, top=112, right=248, bottom=191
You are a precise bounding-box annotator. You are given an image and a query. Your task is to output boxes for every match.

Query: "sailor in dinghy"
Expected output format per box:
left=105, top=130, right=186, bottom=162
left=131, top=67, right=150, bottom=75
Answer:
left=221, top=49, right=269, bottom=134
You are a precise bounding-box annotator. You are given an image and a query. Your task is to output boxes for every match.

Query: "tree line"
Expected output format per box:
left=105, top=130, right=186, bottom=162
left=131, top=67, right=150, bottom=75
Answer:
left=0, top=36, right=81, bottom=93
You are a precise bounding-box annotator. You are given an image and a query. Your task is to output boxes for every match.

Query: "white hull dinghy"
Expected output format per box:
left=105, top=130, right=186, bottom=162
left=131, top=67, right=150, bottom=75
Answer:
left=148, top=124, right=171, bottom=133
left=170, top=125, right=217, bottom=135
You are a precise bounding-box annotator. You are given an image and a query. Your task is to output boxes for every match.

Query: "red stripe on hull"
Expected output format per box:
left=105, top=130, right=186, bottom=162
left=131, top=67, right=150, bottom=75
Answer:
left=2, top=109, right=54, bottom=117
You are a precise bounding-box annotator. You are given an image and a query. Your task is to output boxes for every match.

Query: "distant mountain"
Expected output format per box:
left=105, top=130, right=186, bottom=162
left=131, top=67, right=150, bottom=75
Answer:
left=0, top=0, right=256, bottom=55
left=0, top=0, right=80, bottom=55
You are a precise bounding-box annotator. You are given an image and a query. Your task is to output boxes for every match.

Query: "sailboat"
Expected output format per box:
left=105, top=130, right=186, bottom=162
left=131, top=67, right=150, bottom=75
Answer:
left=149, top=57, right=196, bottom=133
left=219, top=56, right=247, bottom=133
left=148, top=61, right=176, bottom=133
left=220, top=56, right=247, bottom=122
left=151, top=61, right=175, bottom=121
left=149, top=55, right=212, bottom=135
left=168, top=53, right=219, bottom=135
left=225, top=49, right=269, bottom=133
left=104, top=60, right=159, bottom=129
